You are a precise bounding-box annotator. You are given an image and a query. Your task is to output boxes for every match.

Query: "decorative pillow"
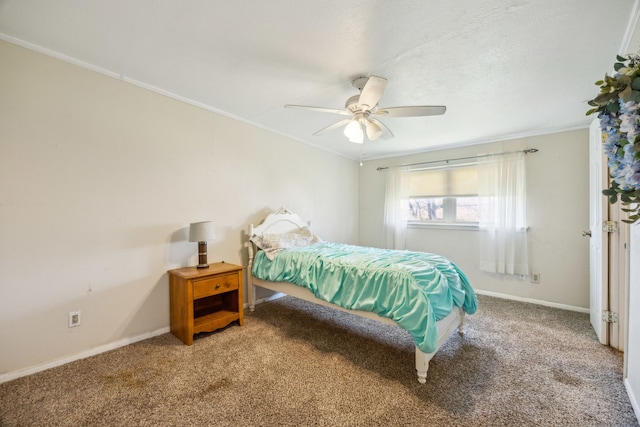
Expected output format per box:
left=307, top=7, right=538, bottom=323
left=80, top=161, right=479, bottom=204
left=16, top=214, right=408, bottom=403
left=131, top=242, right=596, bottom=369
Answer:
left=251, top=227, right=321, bottom=260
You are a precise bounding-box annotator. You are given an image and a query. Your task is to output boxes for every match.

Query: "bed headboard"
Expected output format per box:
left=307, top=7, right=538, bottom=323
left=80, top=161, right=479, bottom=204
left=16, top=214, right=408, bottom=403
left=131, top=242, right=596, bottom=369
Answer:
left=246, top=207, right=314, bottom=311
left=249, top=207, right=309, bottom=237
left=246, top=207, right=311, bottom=265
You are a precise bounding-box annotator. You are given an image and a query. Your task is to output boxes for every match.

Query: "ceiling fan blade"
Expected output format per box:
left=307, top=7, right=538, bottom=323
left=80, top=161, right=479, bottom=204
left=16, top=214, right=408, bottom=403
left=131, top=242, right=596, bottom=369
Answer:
left=369, top=118, right=394, bottom=140
left=374, top=105, right=446, bottom=117
left=357, top=76, right=387, bottom=111
left=285, top=104, right=351, bottom=116
left=312, top=118, right=352, bottom=136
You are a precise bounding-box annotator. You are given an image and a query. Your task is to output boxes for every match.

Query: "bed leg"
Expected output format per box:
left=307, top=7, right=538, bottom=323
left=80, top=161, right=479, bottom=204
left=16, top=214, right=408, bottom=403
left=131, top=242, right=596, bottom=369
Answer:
left=247, top=233, right=256, bottom=312
left=458, top=310, right=466, bottom=335
left=249, top=283, right=256, bottom=312
left=415, top=348, right=430, bottom=384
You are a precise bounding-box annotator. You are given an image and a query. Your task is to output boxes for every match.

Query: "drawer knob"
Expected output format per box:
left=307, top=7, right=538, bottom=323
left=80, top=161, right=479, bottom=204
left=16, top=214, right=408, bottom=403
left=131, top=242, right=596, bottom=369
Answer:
left=215, top=284, right=221, bottom=289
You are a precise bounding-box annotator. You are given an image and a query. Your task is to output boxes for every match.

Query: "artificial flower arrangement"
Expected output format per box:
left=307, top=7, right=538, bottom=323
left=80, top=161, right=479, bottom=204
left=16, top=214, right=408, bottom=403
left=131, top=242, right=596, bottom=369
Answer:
left=587, top=54, right=640, bottom=224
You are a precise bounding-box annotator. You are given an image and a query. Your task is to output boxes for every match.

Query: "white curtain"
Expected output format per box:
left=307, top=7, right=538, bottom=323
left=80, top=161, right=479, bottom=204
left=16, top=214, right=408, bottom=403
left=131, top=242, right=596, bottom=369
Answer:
left=477, top=152, right=529, bottom=275
left=383, top=166, right=410, bottom=249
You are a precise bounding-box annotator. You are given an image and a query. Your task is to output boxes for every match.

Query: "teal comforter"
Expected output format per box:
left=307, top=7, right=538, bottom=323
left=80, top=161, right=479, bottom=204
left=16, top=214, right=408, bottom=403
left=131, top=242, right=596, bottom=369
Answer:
left=252, top=242, right=477, bottom=353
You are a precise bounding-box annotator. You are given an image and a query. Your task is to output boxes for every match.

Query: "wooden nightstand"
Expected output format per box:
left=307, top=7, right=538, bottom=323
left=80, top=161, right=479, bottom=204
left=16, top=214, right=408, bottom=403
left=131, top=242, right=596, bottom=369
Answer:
left=168, top=262, right=244, bottom=345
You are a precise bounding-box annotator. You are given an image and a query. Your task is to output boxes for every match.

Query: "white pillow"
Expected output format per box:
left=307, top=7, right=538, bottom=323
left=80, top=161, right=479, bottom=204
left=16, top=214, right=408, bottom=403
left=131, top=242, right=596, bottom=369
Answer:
left=251, top=227, right=321, bottom=260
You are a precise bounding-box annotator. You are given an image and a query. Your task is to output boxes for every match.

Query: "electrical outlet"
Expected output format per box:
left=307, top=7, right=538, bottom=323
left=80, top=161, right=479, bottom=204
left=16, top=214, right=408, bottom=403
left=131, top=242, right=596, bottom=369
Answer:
left=69, top=311, right=81, bottom=328
left=518, top=274, right=527, bottom=281
left=531, top=273, right=540, bottom=284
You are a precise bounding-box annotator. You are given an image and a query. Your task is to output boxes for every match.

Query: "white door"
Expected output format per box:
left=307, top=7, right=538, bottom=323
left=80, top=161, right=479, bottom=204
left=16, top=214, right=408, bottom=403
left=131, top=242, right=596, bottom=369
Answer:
left=589, top=119, right=608, bottom=345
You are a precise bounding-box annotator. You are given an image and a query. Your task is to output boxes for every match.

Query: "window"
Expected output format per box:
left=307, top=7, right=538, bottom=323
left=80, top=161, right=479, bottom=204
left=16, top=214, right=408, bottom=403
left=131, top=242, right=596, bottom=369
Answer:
left=402, top=164, right=479, bottom=225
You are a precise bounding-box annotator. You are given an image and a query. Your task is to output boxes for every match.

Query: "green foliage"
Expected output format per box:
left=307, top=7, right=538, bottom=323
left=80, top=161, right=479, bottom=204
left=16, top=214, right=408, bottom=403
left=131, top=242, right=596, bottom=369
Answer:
left=601, top=180, right=640, bottom=223
left=589, top=54, right=640, bottom=224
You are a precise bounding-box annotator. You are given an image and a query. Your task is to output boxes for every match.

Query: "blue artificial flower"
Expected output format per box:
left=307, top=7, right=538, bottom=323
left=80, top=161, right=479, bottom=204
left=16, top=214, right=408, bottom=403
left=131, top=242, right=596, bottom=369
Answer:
left=630, top=170, right=640, bottom=189
left=623, top=143, right=637, bottom=163
left=603, top=140, right=618, bottom=157
left=612, top=166, right=630, bottom=189
left=603, top=126, right=620, bottom=142
left=589, top=56, right=640, bottom=222
left=620, top=113, right=640, bottom=142
left=599, top=111, right=620, bottom=130
left=620, top=100, right=640, bottom=115
left=611, top=159, right=640, bottom=190
left=608, top=156, right=623, bottom=171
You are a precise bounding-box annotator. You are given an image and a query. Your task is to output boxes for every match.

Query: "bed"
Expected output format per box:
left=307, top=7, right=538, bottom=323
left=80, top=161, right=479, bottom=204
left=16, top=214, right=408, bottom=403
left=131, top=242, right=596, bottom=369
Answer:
left=246, top=207, right=478, bottom=383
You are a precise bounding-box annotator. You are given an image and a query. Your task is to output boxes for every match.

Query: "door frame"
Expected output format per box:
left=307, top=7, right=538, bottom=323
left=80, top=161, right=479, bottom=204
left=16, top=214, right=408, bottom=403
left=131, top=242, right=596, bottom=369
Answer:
left=589, top=119, right=609, bottom=345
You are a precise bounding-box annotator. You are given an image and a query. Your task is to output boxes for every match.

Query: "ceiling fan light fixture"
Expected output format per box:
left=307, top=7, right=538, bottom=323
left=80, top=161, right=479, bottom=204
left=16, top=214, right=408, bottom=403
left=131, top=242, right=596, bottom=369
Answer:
left=344, top=119, right=364, bottom=144
left=365, top=119, right=383, bottom=141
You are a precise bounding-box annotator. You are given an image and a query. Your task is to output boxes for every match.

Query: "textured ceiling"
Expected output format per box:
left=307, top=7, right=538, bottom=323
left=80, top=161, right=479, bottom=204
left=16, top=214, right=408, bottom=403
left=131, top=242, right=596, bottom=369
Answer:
left=0, top=0, right=637, bottom=160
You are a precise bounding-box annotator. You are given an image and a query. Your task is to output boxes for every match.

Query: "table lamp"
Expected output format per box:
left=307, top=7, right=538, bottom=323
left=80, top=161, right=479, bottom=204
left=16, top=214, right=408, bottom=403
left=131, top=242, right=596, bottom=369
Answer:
left=189, top=221, right=215, bottom=268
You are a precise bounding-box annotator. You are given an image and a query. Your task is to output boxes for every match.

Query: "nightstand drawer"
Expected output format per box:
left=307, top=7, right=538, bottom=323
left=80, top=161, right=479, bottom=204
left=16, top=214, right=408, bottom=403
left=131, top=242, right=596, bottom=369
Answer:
left=193, top=273, right=239, bottom=299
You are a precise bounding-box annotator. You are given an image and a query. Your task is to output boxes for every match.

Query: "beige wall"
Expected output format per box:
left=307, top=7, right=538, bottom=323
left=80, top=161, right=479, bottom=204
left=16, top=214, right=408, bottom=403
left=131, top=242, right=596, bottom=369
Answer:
left=0, top=40, right=359, bottom=376
left=359, top=129, right=590, bottom=309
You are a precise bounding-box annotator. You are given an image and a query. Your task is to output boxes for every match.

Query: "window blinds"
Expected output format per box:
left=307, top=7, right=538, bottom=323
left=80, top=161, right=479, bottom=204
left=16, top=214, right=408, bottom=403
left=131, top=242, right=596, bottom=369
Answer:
left=408, top=165, right=478, bottom=197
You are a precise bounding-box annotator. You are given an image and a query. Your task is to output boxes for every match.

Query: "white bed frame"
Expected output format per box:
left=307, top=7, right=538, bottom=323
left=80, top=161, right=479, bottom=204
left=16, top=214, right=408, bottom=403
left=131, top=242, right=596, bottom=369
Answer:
left=246, top=207, right=465, bottom=383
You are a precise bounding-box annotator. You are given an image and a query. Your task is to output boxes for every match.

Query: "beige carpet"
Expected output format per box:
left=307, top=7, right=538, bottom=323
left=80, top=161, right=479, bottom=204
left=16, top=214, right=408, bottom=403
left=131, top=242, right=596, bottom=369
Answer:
left=0, top=295, right=637, bottom=426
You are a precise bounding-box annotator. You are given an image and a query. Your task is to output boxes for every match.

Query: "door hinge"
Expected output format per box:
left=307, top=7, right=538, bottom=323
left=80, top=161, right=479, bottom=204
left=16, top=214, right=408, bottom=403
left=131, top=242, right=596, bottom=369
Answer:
left=602, top=221, right=618, bottom=233
left=602, top=310, right=619, bottom=323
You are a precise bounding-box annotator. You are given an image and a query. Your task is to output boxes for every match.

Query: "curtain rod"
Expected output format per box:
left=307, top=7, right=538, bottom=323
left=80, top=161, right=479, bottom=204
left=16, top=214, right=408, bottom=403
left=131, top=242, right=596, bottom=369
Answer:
left=375, top=148, right=539, bottom=171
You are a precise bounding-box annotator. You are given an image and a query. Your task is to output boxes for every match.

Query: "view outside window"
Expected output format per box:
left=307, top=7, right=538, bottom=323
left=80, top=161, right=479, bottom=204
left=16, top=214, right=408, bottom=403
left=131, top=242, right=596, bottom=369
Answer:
left=455, top=196, right=479, bottom=222
left=404, top=198, right=444, bottom=221
left=403, top=165, right=478, bottom=225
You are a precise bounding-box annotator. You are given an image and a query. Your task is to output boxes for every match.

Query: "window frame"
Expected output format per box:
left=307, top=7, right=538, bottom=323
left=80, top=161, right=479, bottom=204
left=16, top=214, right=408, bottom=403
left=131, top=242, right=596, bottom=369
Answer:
left=404, top=163, right=480, bottom=230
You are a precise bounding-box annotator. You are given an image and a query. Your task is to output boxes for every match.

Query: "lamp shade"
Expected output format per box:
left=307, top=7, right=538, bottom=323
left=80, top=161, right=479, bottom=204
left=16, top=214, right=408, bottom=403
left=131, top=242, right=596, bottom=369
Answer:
left=189, top=221, right=215, bottom=242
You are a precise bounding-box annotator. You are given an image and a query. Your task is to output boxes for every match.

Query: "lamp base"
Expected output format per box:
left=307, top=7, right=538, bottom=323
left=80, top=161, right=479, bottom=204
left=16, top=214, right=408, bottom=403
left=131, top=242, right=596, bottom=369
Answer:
left=197, top=241, right=209, bottom=269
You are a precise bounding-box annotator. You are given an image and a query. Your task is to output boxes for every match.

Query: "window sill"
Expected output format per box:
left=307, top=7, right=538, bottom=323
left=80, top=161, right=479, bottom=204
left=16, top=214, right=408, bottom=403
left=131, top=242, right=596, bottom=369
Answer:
left=407, top=222, right=479, bottom=231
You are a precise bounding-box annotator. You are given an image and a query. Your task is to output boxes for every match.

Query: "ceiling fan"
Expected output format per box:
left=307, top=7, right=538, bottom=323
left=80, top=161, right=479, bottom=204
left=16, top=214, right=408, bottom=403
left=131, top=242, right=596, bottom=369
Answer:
left=285, top=76, right=446, bottom=144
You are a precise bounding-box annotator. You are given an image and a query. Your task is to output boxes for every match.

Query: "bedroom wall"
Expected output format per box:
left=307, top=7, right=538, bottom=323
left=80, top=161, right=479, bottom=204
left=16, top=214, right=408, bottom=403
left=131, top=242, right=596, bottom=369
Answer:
left=358, top=129, right=590, bottom=310
left=0, top=40, right=359, bottom=378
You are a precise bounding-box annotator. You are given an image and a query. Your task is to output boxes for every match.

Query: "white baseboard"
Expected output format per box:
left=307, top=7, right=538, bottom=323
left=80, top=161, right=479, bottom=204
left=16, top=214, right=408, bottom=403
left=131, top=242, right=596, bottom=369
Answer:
left=0, top=327, right=170, bottom=384
left=244, top=292, right=286, bottom=310
left=625, top=378, right=640, bottom=424
left=3, top=295, right=287, bottom=384
left=474, top=289, right=589, bottom=313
